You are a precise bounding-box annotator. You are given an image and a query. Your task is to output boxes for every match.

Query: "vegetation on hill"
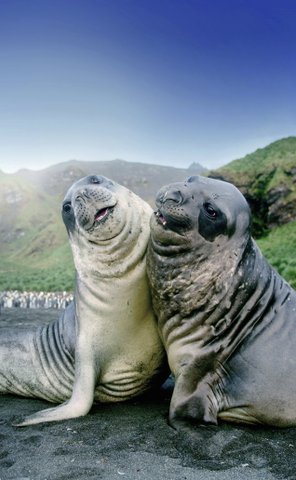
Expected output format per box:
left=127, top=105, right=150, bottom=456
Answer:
left=211, top=137, right=296, bottom=237
left=257, top=221, right=296, bottom=290
left=215, top=137, right=296, bottom=177
left=0, top=255, right=75, bottom=292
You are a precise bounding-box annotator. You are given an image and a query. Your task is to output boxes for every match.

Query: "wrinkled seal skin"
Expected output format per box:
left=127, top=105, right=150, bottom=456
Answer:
left=0, top=175, right=166, bottom=426
left=147, top=175, right=296, bottom=429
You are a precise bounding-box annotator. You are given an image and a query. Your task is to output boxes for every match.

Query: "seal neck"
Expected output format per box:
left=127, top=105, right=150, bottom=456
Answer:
left=148, top=234, right=276, bottom=361
left=147, top=232, right=250, bottom=321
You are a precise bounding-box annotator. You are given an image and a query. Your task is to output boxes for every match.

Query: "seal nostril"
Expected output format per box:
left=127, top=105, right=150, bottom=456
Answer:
left=75, top=194, right=83, bottom=202
left=76, top=189, right=92, bottom=201
left=83, top=190, right=91, bottom=199
left=163, top=190, right=183, bottom=205
left=158, top=193, right=165, bottom=204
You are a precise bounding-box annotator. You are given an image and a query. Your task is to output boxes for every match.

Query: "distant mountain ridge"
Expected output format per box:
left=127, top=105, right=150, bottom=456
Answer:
left=15, top=158, right=206, bottom=202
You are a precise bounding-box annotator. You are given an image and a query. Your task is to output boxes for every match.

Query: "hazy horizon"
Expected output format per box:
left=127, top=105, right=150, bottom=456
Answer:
left=0, top=134, right=294, bottom=175
left=1, top=0, right=295, bottom=173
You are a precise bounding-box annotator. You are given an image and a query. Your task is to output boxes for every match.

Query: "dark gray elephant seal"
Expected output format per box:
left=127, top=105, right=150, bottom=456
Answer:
left=0, top=175, right=166, bottom=426
left=147, top=174, right=296, bottom=429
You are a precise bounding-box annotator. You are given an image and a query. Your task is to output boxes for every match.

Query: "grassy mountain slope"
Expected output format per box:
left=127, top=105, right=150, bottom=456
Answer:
left=257, top=221, right=296, bottom=289
left=0, top=172, right=74, bottom=291
left=210, top=137, right=296, bottom=236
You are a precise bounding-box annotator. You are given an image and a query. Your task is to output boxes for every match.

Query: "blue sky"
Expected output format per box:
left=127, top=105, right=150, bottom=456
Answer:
left=0, top=0, right=296, bottom=173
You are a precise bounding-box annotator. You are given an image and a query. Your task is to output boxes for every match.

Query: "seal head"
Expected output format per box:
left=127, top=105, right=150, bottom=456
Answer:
left=150, top=174, right=250, bottom=251
left=63, top=175, right=123, bottom=242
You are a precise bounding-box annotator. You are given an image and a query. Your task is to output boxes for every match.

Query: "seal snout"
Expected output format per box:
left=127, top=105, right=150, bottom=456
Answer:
left=71, top=183, right=117, bottom=232
left=154, top=189, right=183, bottom=229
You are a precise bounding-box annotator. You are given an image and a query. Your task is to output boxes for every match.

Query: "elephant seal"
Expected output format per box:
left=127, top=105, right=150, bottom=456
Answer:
left=147, top=174, right=296, bottom=429
left=0, top=175, right=166, bottom=426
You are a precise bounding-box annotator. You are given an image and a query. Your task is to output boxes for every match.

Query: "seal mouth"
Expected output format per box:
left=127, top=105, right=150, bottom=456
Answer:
left=94, top=206, right=115, bottom=225
left=154, top=207, right=192, bottom=234
left=95, top=207, right=111, bottom=222
left=155, top=210, right=168, bottom=227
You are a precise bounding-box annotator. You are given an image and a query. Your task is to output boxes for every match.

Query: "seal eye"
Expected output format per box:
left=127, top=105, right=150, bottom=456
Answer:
left=63, top=202, right=72, bottom=214
left=204, top=203, right=217, bottom=218
left=89, top=176, right=101, bottom=184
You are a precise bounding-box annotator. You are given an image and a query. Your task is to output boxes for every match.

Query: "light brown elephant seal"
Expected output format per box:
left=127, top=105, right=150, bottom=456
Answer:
left=0, top=175, right=166, bottom=426
left=147, top=174, right=296, bottom=429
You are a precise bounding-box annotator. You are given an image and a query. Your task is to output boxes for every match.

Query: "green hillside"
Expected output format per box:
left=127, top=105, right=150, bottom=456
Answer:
left=216, top=137, right=296, bottom=178
left=211, top=137, right=296, bottom=237
left=257, top=221, right=296, bottom=289
left=0, top=172, right=74, bottom=291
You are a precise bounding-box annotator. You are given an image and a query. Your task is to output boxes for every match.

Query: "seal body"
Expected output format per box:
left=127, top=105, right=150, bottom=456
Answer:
left=0, top=175, right=166, bottom=425
left=147, top=175, right=296, bottom=428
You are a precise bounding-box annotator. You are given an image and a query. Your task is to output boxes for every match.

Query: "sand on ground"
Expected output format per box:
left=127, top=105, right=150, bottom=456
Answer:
left=0, top=308, right=294, bottom=480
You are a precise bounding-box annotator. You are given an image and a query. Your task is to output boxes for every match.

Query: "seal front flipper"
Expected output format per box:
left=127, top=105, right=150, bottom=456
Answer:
left=14, top=400, right=86, bottom=427
left=15, top=357, right=97, bottom=426
left=169, top=370, right=218, bottom=430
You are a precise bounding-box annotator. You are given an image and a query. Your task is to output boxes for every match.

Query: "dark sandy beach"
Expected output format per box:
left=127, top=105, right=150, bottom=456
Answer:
left=0, top=308, right=295, bottom=480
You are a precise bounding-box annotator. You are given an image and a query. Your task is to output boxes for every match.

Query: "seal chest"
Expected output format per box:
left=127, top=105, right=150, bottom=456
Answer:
left=147, top=175, right=296, bottom=429
left=0, top=175, right=166, bottom=426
